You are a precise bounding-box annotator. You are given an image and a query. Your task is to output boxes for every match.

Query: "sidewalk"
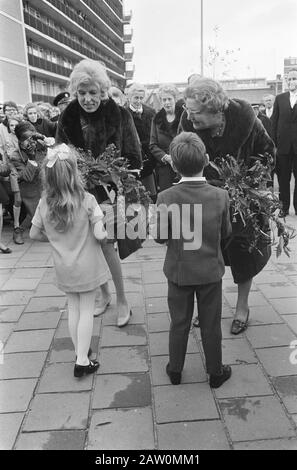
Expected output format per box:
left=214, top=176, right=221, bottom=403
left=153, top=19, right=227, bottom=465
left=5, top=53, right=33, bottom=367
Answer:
left=1, top=215, right=297, bottom=451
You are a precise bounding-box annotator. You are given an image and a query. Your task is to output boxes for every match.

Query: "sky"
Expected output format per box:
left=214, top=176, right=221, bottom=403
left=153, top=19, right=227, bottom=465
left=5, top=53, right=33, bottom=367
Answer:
left=124, top=0, right=297, bottom=84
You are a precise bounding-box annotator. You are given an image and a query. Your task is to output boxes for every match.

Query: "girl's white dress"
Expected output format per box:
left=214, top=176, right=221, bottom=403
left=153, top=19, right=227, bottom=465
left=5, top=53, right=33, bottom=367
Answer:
left=32, top=192, right=109, bottom=292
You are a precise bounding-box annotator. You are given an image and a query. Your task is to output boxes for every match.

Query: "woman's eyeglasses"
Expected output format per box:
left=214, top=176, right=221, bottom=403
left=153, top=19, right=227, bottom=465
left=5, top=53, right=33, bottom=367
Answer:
left=182, top=104, right=200, bottom=116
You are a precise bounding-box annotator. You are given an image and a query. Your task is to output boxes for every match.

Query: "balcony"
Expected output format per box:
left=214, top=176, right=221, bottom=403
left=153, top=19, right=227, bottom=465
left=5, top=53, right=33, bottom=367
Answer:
left=83, top=0, right=123, bottom=38
left=28, top=53, right=72, bottom=79
left=124, top=48, right=134, bottom=61
left=24, top=12, right=125, bottom=77
left=123, top=10, right=132, bottom=24
left=124, top=30, right=133, bottom=42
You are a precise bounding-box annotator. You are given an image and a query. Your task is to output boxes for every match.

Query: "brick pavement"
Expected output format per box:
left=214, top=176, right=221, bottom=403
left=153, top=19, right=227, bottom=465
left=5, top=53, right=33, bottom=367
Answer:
left=1, top=215, right=297, bottom=450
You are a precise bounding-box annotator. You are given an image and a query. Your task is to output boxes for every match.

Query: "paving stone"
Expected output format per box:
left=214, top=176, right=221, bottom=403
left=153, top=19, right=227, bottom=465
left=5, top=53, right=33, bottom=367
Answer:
left=38, top=363, right=94, bottom=393
left=221, top=338, right=258, bottom=365
left=0, top=258, right=16, bottom=268
left=282, top=314, right=297, bottom=334
left=101, top=325, right=147, bottom=347
left=144, top=283, right=168, bottom=298
left=214, top=364, right=272, bottom=399
left=0, top=323, right=14, bottom=343
left=245, top=324, right=297, bottom=348
left=33, top=284, right=64, bottom=297
left=151, top=354, right=207, bottom=386
left=219, top=396, right=296, bottom=441
left=256, top=347, right=297, bottom=376
left=49, top=335, right=99, bottom=363
left=103, top=306, right=145, bottom=326
left=53, top=318, right=101, bottom=338
left=25, top=296, right=67, bottom=313
left=15, top=260, right=52, bottom=268
left=157, top=421, right=230, bottom=450
left=221, top=301, right=233, bottom=319
left=5, top=329, right=55, bottom=353
left=23, top=392, right=90, bottom=431
left=14, top=311, right=61, bottom=331
left=137, top=247, right=165, bottom=260
left=1, top=278, right=40, bottom=291
left=143, top=271, right=166, bottom=284
left=0, top=291, right=31, bottom=306
left=154, top=383, right=218, bottom=423
left=125, top=292, right=144, bottom=307
left=87, top=408, right=154, bottom=450
left=0, top=379, right=37, bottom=412
left=233, top=438, right=297, bottom=450
left=10, top=268, right=47, bottom=279
left=0, top=352, right=46, bottom=379
left=0, top=413, right=24, bottom=450
left=225, top=292, right=270, bottom=308
left=0, top=306, right=24, bottom=322
left=272, top=376, right=297, bottom=413
left=149, top=331, right=198, bottom=356
left=147, top=313, right=170, bottom=332
left=248, top=306, right=283, bottom=325
left=258, top=285, right=297, bottom=299
left=146, top=297, right=168, bottom=314
left=99, top=346, right=148, bottom=373
left=40, top=268, right=57, bottom=283
left=254, top=272, right=289, bottom=284
left=14, top=430, right=86, bottom=450
left=93, top=373, right=151, bottom=409
left=141, top=260, right=164, bottom=271
left=270, top=298, right=297, bottom=315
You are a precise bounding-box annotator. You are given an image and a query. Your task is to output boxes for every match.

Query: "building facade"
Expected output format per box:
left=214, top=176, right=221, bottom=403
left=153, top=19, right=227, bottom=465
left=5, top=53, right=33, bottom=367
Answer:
left=0, top=0, right=134, bottom=104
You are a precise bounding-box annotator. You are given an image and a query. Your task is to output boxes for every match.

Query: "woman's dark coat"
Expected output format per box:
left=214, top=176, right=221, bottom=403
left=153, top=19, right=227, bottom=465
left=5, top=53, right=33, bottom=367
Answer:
left=180, top=98, right=276, bottom=283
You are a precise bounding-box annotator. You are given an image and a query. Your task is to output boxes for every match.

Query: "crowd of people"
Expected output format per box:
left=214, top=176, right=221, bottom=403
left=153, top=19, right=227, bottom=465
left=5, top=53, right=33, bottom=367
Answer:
left=1, top=58, right=296, bottom=385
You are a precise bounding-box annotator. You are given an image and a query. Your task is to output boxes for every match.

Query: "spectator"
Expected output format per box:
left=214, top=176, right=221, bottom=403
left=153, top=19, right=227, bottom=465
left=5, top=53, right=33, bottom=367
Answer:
left=271, top=69, right=297, bottom=217
left=23, top=102, right=56, bottom=137
left=150, top=84, right=182, bottom=190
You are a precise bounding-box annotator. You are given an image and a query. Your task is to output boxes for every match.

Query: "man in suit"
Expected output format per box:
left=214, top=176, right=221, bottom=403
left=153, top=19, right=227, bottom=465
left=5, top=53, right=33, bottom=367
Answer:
left=263, top=94, right=275, bottom=120
left=126, top=83, right=157, bottom=200
left=271, top=69, right=297, bottom=217
left=154, top=132, right=232, bottom=388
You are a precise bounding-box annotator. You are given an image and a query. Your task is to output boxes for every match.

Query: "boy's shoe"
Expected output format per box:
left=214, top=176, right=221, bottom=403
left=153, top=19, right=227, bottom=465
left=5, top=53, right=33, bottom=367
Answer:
left=166, top=363, right=181, bottom=385
left=13, top=227, right=24, bottom=245
left=209, top=365, right=232, bottom=388
left=74, top=360, right=99, bottom=378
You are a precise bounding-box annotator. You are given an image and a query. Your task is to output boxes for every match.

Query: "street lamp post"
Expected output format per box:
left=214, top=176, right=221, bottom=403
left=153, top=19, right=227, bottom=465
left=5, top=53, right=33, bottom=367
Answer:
left=201, top=0, right=204, bottom=75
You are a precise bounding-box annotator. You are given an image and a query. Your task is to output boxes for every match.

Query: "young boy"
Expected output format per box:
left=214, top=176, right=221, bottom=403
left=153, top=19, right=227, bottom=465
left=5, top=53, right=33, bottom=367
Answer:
left=154, top=132, right=232, bottom=388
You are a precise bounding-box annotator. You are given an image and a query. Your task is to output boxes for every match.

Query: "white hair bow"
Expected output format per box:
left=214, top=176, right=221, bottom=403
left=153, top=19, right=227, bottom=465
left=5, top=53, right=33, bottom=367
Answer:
left=46, top=144, right=71, bottom=168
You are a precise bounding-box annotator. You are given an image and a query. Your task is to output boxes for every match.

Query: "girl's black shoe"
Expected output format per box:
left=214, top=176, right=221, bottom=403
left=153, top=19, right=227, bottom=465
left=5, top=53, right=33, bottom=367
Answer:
left=74, top=360, right=99, bottom=378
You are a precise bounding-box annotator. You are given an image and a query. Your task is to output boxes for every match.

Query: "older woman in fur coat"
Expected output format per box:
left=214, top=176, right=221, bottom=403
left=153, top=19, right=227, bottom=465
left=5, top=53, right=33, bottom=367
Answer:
left=180, top=77, right=275, bottom=335
left=150, top=84, right=183, bottom=191
left=56, top=59, right=141, bottom=328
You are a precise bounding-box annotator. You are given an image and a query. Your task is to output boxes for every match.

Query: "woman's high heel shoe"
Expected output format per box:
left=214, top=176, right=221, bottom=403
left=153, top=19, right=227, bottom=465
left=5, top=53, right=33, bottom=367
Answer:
left=74, top=360, right=99, bottom=378
left=230, top=309, right=250, bottom=335
left=117, top=308, right=132, bottom=328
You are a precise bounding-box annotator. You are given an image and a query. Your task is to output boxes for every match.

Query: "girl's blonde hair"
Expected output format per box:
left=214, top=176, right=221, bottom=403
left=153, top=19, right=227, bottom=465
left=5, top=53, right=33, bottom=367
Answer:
left=41, top=145, right=85, bottom=232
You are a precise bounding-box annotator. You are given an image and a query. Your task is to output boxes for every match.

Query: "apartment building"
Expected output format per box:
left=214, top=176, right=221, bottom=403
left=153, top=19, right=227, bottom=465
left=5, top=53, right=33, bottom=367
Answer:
left=0, top=0, right=134, bottom=104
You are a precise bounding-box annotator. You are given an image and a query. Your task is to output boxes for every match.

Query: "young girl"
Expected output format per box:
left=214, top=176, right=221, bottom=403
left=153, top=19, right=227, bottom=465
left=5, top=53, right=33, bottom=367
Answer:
left=30, top=144, right=110, bottom=378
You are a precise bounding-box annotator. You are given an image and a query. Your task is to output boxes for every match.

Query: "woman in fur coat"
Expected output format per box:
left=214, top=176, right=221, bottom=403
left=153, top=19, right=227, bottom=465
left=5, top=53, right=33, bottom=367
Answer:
left=56, top=59, right=142, bottom=328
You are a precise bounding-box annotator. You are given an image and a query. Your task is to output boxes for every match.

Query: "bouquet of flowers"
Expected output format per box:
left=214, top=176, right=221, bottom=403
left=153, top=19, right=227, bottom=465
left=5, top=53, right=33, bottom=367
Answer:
left=210, top=153, right=295, bottom=257
left=76, top=144, right=151, bottom=207
left=77, top=144, right=151, bottom=259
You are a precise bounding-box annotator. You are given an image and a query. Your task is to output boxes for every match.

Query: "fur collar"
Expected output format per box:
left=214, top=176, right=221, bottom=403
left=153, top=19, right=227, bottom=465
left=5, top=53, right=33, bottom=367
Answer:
left=59, top=98, right=121, bottom=151
left=155, top=105, right=184, bottom=135
left=181, top=99, right=256, bottom=153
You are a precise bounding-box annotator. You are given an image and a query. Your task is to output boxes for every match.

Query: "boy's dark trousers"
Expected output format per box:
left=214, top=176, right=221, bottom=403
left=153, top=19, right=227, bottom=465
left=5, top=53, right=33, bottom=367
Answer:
left=167, top=279, right=223, bottom=376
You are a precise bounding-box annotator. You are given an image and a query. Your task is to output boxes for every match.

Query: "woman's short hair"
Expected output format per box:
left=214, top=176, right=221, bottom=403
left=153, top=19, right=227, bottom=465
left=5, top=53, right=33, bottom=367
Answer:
left=23, top=102, right=39, bottom=119
left=68, top=59, right=111, bottom=95
left=184, top=77, right=229, bottom=114
left=170, top=132, right=207, bottom=177
left=15, top=121, right=36, bottom=141
left=3, top=101, right=18, bottom=113
left=126, top=83, right=146, bottom=97
left=158, top=84, right=179, bottom=100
